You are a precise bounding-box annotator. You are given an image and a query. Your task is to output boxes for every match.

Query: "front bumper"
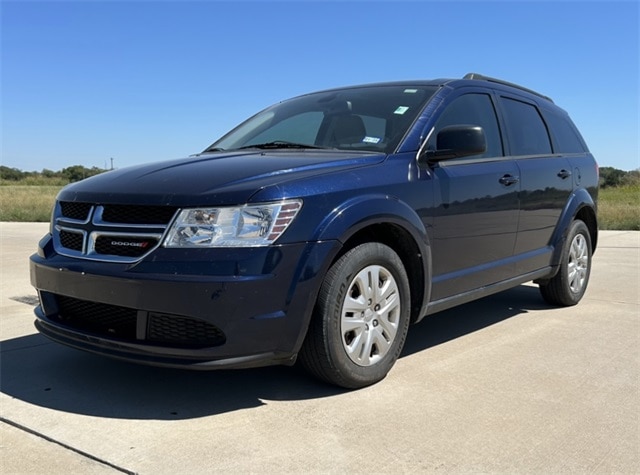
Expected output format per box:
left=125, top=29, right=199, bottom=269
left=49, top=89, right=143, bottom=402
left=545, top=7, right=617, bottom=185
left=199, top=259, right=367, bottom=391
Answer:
left=30, top=233, right=340, bottom=369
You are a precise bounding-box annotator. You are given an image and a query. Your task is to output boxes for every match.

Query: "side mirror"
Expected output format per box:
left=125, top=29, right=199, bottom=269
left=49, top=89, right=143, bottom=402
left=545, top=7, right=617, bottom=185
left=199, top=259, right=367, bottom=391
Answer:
left=419, top=125, right=487, bottom=165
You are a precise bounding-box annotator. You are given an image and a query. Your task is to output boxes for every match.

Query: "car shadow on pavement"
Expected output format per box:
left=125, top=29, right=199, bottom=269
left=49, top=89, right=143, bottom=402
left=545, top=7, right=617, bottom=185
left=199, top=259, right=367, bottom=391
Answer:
left=1, top=285, right=549, bottom=421
left=402, top=283, right=548, bottom=357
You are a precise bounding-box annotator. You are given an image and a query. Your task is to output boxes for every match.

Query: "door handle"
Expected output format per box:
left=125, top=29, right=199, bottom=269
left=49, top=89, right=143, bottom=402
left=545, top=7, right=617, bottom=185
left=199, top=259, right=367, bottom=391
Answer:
left=557, top=169, right=572, bottom=179
left=499, top=174, right=519, bottom=186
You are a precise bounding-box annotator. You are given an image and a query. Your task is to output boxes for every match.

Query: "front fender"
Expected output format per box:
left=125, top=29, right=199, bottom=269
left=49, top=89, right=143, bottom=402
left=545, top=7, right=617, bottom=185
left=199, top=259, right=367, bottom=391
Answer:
left=311, top=193, right=432, bottom=321
left=311, top=194, right=427, bottom=244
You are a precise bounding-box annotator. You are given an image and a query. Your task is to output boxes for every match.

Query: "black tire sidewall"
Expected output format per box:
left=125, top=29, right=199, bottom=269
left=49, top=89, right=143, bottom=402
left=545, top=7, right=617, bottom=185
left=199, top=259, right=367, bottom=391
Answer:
left=320, top=243, right=411, bottom=388
left=554, top=219, right=592, bottom=305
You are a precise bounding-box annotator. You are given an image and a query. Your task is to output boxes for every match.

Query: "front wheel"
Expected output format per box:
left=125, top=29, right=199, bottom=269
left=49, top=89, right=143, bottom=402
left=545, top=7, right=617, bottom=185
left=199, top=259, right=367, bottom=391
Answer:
left=299, top=243, right=411, bottom=389
left=539, top=219, right=592, bottom=306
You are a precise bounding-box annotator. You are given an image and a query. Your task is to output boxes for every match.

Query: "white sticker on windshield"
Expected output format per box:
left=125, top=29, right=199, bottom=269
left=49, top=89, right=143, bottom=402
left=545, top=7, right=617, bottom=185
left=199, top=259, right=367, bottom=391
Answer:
left=394, top=106, right=409, bottom=115
left=404, top=89, right=418, bottom=93
left=362, top=136, right=381, bottom=144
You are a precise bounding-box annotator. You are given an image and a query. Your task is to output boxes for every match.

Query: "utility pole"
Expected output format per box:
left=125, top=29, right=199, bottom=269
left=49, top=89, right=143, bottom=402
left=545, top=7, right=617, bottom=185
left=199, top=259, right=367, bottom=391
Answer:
left=110, top=157, right=114, bottom=170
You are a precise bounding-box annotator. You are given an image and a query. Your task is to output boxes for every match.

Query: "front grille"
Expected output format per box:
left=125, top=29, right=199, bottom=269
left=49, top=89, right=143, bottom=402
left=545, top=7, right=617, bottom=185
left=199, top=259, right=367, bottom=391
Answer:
left=60, top=202, right=92, bottom=221
left=101, top=205, right=178, bottom=225
left=53, top=202, right=175, bottom=262
left=148, top=313, right=226, bottom=348
left=59, top=230, right=84, bottom=251
left=56, top=296, right=137, bottom=340
left=94, top=235, right=159, bottom=257
left=51, top=295, right=226, bottom=348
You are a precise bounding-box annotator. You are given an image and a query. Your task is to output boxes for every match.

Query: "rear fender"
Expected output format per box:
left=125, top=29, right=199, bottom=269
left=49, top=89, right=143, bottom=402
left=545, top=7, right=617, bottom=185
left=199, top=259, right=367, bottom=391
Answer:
left=548, top=188, right=598, bottom=269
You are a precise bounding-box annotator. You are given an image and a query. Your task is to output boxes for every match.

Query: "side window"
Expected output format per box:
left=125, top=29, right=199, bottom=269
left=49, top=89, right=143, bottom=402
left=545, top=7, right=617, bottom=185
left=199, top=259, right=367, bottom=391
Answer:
left=500, top=97, right=552, bottom=156
left=432, top=93, right=503, bottom=158
left=544, top=112, right=587, bottom=153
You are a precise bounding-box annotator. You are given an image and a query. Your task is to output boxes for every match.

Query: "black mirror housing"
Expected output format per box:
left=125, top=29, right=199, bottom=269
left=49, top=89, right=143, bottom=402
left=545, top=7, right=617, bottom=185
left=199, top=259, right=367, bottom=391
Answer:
left=419, top=125, right=487, bottom=165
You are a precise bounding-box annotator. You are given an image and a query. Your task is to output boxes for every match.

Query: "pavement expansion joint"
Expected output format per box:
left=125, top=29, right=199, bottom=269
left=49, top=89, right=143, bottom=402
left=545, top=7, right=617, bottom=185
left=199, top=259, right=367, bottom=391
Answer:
left=0, top=417, right=138, bottom=475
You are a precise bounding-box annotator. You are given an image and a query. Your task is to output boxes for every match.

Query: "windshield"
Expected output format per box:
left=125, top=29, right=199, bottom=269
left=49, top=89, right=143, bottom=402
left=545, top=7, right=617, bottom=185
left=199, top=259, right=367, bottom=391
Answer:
left=206, top=85, right=437, bottom=154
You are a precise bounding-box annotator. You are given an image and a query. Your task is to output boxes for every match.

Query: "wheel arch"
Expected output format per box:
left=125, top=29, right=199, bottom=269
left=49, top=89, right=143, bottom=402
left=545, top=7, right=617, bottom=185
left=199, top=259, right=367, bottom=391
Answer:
left=312, top=195, right=432, bottom=324
left=549, top=188, right=598, bottom=268
left=575, top=203, right=598, bottom=254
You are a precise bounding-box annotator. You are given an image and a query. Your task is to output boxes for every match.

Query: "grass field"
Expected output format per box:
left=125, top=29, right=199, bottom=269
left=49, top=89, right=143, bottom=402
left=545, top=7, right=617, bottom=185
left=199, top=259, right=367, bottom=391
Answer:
left=1, top=183, right=638, bottom=230
left=0, top=185, right=60, bottom=222
left=598, top=184, right=640, bottom=230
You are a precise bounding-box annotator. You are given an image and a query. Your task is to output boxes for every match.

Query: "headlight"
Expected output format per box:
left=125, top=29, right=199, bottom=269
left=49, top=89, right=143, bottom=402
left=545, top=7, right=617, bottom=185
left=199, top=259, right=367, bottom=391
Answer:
left=164, top=200, right=302, bottom=248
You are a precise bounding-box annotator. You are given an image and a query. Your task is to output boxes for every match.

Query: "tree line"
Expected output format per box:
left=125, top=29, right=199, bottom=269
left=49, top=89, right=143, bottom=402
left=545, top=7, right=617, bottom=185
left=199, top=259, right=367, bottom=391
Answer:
left=0, top=165, right=108, bottom=183
left=598, top=166, right=639, bottom=188
left=1, top=164, right=638, bottom=187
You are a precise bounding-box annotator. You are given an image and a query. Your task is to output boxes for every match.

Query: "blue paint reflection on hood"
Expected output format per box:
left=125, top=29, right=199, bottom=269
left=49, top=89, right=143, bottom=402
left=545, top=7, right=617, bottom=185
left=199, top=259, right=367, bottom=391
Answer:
left=57, top=150, right=386, bottom=206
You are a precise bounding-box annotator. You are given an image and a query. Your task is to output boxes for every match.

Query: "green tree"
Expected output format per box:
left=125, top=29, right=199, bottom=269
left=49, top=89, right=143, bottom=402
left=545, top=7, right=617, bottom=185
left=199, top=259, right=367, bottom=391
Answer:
left=41, top=168, right=58, bottom=178
left=61, top=165, right=107, bottom=182
left=621, top=169, right=640, bottom=186
left=0, top=166, right=26, bottom=181
left=599, top=167, right=627, bottom=188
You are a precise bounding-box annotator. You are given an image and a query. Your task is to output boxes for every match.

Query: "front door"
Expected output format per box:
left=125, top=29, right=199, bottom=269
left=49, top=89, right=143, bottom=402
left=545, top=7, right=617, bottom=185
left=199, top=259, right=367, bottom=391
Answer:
left=427, top=91, right=520, bottom=300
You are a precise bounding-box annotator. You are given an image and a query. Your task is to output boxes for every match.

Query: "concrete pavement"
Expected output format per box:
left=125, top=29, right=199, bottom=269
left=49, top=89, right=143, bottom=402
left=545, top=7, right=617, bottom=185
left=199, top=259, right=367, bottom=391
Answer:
left=1, top=223, right=638, bottom=474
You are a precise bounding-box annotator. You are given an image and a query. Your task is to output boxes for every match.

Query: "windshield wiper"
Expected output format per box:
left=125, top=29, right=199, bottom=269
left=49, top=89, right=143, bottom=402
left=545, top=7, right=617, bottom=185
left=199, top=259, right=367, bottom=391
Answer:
left=237, top=141, right=328, bottom=150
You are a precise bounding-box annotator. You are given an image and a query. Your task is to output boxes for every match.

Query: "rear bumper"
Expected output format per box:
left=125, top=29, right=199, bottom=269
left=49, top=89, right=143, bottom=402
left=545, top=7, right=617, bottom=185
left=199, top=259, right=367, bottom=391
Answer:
left=30, top=233, right=340, bottom=369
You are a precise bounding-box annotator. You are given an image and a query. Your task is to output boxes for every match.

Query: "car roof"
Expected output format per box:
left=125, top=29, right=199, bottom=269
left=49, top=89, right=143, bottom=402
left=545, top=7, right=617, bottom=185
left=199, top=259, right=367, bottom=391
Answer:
left=311, top=73, right=554, bottom=104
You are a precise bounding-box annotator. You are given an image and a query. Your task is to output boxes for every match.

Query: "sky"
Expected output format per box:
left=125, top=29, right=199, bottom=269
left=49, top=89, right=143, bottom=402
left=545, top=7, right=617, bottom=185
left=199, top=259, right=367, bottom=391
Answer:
left=2, top=0, right=639, bottom=172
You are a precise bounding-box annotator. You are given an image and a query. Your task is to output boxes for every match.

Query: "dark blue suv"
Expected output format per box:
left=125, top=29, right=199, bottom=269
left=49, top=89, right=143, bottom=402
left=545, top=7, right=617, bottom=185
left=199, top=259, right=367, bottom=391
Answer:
left=30, top=74, right=598, bottom=388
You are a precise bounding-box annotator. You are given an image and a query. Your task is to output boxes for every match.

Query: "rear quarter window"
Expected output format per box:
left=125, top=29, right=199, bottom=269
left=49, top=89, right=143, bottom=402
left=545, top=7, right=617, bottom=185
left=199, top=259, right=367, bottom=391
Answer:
left=544, top=112, right=588, bottom=153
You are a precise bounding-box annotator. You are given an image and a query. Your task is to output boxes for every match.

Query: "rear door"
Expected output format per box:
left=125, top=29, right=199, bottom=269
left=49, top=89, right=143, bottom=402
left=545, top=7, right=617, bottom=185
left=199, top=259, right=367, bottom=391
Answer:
left=428, top=90, right=520, bottom=301
left=497, top=96, right=574, bottom=274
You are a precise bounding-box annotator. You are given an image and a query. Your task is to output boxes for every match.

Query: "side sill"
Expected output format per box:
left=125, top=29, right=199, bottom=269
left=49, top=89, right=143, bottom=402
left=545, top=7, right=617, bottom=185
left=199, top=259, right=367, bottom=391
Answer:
left=423, top=267, right=552, bottom=318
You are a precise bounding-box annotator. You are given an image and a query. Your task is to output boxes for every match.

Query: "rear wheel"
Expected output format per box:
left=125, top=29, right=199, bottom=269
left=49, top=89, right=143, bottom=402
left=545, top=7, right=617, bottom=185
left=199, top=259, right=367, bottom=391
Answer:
left=539, top=219, right=592, bottom=306
left=299, top=243, right=411, bottom=389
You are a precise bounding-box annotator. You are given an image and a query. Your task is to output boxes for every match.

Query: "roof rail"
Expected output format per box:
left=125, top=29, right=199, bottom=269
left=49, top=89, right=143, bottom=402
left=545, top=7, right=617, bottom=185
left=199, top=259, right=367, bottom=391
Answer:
left=463, top=73, right=554, bottom=103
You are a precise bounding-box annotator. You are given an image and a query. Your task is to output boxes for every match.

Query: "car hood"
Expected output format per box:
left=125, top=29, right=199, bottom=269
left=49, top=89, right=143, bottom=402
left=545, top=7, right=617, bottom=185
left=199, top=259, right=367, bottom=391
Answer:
left=57, top=150, right=386, bottom=206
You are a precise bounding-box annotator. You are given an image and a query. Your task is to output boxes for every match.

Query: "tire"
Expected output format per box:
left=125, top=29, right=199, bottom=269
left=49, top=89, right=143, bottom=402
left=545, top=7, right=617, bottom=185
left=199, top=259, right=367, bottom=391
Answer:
left=299, top=243, right=411, bottom=389
left=539, top=219, right=592, bottom=306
